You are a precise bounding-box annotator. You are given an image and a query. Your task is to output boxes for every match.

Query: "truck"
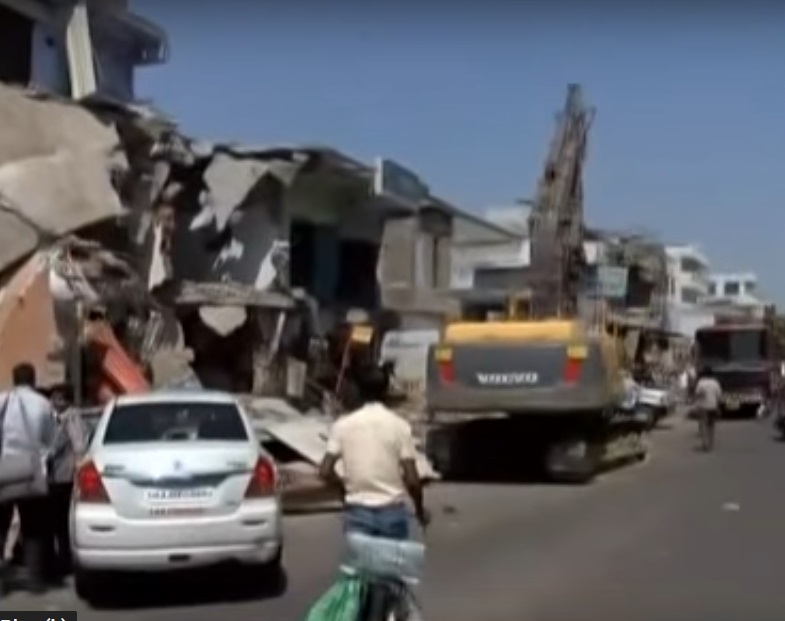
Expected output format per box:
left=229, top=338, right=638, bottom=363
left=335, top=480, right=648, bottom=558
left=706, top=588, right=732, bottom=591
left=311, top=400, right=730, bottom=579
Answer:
left=694, top=309, right=782, bottom=418
left=424, top=86, right=649, bottom=483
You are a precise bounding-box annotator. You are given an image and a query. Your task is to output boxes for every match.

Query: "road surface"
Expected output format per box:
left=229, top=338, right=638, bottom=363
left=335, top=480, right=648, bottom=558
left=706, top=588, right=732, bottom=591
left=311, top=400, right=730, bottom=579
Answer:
left=7, top=416, right=785, bottom=621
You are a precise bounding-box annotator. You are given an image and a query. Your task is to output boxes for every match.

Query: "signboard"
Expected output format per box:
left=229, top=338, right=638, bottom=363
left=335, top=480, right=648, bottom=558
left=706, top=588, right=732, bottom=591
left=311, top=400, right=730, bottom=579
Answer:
left=373, top=157, right=429, bottom=209
left=595, top=266, right=629, bottom=299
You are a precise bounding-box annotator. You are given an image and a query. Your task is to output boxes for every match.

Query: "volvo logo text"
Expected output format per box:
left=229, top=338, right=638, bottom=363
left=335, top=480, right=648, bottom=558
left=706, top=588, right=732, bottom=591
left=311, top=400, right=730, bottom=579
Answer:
left=476, top=372, right=539, bottom=386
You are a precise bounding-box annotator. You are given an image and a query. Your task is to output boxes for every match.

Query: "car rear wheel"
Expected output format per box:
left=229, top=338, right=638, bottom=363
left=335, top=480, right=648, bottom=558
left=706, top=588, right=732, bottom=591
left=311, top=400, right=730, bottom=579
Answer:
left=74, top=567, right=111, bottom=606
left=247, top=546, right=287, bottom=596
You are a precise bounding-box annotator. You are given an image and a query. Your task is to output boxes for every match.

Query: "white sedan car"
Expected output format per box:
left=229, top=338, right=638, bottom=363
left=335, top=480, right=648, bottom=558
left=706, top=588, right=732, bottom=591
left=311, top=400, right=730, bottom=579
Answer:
left=71, top=390, right=284, bottom=601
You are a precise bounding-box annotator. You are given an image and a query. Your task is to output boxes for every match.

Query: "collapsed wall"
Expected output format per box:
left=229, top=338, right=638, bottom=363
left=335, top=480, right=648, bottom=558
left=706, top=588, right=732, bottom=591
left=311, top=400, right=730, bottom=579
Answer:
left=0, top=85, right=126, bottom=275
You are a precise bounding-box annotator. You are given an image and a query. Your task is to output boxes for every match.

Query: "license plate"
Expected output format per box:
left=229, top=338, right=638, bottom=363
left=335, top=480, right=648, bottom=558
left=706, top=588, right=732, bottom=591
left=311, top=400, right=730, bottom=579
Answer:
left=145, top=488, right=213, bottom=503
left=149, top=506, right=206, bottom=517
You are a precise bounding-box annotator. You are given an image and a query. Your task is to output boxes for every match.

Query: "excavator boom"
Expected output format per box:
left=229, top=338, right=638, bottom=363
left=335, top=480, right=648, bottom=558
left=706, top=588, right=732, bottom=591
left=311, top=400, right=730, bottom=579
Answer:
left=528, top=84, right=595, bottom=319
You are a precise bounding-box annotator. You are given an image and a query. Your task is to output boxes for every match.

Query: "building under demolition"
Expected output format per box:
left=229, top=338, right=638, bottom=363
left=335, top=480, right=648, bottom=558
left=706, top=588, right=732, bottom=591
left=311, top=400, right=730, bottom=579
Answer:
left=0, top=80, right=470, bottom=397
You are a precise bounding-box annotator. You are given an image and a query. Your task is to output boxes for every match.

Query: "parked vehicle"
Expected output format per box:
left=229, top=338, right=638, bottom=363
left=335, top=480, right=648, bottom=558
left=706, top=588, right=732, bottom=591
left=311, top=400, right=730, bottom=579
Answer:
left=636, top=383, right=673, bottom=428
left=71, top=390, right=284, bottom=602
left=694, top=309, right=783, bottom=418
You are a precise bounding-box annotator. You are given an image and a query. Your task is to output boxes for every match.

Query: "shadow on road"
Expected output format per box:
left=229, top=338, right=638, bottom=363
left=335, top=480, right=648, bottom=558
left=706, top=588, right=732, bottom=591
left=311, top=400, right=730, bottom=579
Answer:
left=80, top=565, right=288, bottom=610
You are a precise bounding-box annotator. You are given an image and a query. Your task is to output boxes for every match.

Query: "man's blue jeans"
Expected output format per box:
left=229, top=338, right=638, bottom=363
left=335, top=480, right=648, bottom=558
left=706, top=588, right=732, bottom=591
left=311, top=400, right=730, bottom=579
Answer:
left=344, top=503, right=410, bottom=540
left=344, top=503, right=414, bottom=620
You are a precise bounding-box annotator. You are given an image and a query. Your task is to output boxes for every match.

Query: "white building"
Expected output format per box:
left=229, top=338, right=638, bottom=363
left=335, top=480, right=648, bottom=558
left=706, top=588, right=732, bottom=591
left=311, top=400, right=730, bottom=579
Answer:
left=704, top=271, right=767, bottom=317
left=707, top=272, right=759, bottom=302
left=664, top=247, right=770, bottom=336
left=665, top=244, right=711, bottom=306
left=0, top=0, right=167, bottom=102
left=450, top=205, right=607, bottom=291
left=450, top=207, right=524, bottom=290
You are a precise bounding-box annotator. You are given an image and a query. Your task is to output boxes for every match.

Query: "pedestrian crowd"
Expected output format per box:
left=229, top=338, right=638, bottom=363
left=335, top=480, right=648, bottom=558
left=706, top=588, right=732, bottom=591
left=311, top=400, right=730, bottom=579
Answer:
left=0, top=363, right=88, bottom=595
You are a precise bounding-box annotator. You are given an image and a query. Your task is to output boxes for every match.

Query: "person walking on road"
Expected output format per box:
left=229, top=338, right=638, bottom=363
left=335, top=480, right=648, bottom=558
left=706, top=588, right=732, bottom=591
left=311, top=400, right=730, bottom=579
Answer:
left=693, top=368, right=722, bottom=449
left=319, top=367, right=430, bottom=540
left=46, top=384, right=87, bottom=579
left=0, top=363, right=56, bottom=594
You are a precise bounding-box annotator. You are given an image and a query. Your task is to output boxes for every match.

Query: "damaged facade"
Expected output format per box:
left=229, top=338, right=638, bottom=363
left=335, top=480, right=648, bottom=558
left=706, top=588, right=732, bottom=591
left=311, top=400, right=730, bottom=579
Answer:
left=0, top=79, right=463, bottom=409
left=0, top=76, right=454, bottom=490
left=0, top=3, right=466, bottom=490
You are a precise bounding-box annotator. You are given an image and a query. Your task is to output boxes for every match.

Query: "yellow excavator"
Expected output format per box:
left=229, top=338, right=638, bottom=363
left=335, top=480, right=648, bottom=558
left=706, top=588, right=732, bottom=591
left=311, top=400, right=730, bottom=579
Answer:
left=425, top=87, right=647, bottom=482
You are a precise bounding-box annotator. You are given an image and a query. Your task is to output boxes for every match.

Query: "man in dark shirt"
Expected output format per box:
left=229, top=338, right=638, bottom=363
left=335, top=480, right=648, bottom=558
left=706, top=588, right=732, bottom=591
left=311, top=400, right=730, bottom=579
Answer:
left=47, top=384, right=87, bottom=577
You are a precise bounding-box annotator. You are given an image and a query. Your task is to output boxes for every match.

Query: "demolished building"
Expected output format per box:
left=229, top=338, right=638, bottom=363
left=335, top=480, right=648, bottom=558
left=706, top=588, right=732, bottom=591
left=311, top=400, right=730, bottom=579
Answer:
left=0, top=80, right=450, bottom=491
left=0, top=82, right=464, bottom=399
left=0, top=2, right=451, bottom=497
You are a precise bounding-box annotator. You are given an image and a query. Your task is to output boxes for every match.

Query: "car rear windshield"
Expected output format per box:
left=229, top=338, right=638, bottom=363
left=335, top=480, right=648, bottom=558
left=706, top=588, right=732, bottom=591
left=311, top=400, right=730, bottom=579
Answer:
left=103, top=402, right=249, bottom=444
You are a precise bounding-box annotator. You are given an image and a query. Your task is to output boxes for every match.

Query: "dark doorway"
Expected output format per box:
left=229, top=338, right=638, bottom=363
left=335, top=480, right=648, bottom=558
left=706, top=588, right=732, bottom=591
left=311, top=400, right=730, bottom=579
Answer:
left=289, top=220, right=317, bottom=292
left=337, top=240, right=379, bottom=309
left=0, top=6, right=33, bottom=86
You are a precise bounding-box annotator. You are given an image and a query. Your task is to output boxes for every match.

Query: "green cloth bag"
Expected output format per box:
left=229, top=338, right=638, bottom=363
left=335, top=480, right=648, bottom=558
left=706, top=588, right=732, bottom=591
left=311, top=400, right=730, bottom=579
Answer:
left=305, top=576, right=365, bottom=621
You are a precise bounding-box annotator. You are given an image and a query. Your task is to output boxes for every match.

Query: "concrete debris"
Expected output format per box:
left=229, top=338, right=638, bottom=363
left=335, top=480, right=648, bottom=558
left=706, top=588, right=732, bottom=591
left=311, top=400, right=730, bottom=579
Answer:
left=0, top=85, right=126, bottom=273
left=198, top=306, right=248, bottom=336
left=0, top=84, right=317, bottom=291
left=171, top=281, right=295, bottom=309
left=200, top=152, right=306, bottom=232
left=148, top=346, right=199, bottom=388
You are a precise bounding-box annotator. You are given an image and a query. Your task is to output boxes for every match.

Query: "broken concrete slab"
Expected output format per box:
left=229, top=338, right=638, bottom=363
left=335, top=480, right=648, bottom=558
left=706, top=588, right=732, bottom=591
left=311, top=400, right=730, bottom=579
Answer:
left=0, top=84, right=126, bottom=272
left=200, top=152, right=305, bottom=232
left=199, top=306, right=248, bottom=336
left=240, top=395, right=438, bottom=480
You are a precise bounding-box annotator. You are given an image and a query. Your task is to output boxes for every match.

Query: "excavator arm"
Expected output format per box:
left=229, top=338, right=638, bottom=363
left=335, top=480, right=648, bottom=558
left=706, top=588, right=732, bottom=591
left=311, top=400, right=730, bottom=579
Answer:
left=527, top=84, right=595, bottom=319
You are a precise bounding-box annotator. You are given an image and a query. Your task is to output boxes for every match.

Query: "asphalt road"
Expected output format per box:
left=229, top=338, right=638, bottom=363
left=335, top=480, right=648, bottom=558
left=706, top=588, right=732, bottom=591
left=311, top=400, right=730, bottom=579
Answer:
left=6, top=415, right=785, bottom=621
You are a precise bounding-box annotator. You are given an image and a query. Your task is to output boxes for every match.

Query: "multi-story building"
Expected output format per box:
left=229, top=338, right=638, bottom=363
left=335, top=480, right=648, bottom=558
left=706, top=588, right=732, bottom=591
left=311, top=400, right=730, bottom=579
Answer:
left=0, top=0, right=167, bottom=102
left=663, top=244, right=713, bottom=336
left=707, top=272, right=759, bottom=302
left=704, top=271, right=767, bottom=316
left=665, top=244, right=711, bottom=306
left=663, top=247, right=769, bottom=335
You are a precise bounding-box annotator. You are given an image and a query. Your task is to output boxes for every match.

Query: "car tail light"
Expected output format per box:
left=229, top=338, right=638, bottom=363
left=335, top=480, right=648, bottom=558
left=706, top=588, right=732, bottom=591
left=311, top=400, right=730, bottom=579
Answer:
left=563, top=345, right=587, bottom=384
left=435, top=347, right=455, bottom=383
left=245, top=457, right=276, bottom=498
left=75, top=460, right=110, bottom=504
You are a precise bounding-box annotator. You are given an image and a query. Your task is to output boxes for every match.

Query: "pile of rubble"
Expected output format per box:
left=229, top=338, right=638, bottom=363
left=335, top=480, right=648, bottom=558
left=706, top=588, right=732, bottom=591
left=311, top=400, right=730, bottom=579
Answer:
left=0, top=83, right=437, bottom=512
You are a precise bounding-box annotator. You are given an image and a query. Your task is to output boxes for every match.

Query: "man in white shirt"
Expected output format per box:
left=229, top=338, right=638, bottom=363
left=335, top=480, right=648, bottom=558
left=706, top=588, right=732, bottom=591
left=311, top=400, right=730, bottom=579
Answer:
left=693, top=369, right=722, bottom=440
left=319, top=368, right=429, bottom=539
left=0, top=363, right=56, bottom=593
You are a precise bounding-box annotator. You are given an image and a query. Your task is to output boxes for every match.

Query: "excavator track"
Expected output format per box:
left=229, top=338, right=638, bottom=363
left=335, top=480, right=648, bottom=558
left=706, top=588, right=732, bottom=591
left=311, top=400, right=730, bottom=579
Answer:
left=426, top=411, right=648, bottom=484
left=543, top=411, right=649, bottom=483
